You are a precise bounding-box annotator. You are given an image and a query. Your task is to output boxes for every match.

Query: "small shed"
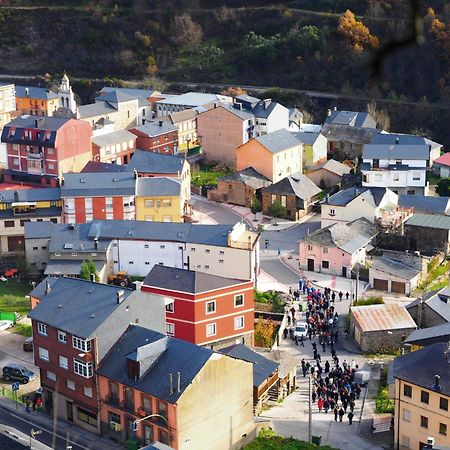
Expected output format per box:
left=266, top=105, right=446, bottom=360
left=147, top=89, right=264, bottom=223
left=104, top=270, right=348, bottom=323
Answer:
left=350, top=303, right=416, bottom=352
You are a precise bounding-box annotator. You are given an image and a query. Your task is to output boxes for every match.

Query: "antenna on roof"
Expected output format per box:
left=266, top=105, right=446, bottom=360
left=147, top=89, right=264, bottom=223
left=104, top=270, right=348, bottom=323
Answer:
left=177, top=371, right=181, bottom=394
left=169, top=373, right=173, bottom=395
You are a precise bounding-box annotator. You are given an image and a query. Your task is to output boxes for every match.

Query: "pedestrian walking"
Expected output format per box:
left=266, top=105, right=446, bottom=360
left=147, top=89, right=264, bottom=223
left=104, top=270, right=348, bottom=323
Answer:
left=348, top=411, right=354, bottom=425
left=325, top=360, right=330, bottom=373
left=334, top=406, right=338, bottom=421
left=318, top=397, right=324, bottom=412
left=322, top=341, right=326, bottom=352
left=338, top=291, right=343, bottom=301
left=331, top=292, right=336, bottom=302
left=295, top=335, right=299, bottom=346
left=25, top=397, right=30, bottom=413
left=346, top=291, right=350, bottom=301
left=338, top=407, right=344, bottom=422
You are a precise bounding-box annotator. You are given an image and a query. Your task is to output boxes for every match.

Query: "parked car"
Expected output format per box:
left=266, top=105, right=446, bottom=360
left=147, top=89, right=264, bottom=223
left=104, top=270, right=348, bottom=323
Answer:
left=0, top=320, right=13, bottom=331
left=293, top=322, right=308, bottom=338
left=2, top=364, right=36, bottom=384
left=23, top=337, right=33, bottom=352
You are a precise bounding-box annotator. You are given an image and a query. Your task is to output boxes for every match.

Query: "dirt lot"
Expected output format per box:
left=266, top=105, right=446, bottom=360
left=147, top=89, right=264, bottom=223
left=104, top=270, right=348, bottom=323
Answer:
left=0, top=330, right=40, bottom=397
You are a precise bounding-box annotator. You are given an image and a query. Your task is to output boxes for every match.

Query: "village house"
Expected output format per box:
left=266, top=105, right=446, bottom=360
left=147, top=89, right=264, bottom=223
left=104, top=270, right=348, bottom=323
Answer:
left=299, top=217, right=378, bottom=277
left=27, top=277, right=166, bottom=433
left=163, top=109, right=198, bottom=154
left=262, top=173, right=322, bottom=221
left=142, top=265, right=255, bottom=348
left=129, top=121, right=178, bottom=155
left=350, top=303, right=416, bottom=352
left=406, top=287, right=450, bottom=329
left=288, top=108, right=303, bottom=132
left=208, top=167, right=271, bottom=208
left=0, top=187, right=61, bottom=253
left=433, top=152, right=450, bottom=178
left=305, top=159, right=351, bottom=189
left=0, top=82, right=16, bottom=129
left=293, top=131, right=327, bottom=167
left=91, top=130, right=137, bottom=165
left=25, top=220, right=260, bottom=281
left=404, top=322, right=450, bottom=348
left=97, top=325, right=255, bottom=450
left=15, top=86, right=60, bottom=117
left=236, top=129, right=302, bottom=183
left=2, top=115, right=92, bottom=178
left=389, top=342, right=450, bottom=450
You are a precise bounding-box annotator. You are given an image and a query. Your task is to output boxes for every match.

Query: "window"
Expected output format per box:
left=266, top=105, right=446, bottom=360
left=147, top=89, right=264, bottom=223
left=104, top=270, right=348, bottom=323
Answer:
left=66, top=379, right=75, bottom=390
left=420, top=415, right=428, bottom=428
left=393, top=174, right=399, bottom=182
left=58, top=330, right=67, bottom=343
left=39, top=347, right=49, bottom=361
left=373, top=158, right=380, bottom=168
left=142, top=396, right=152, bottom=414
left=206, top=323, right=216, bottom=337
left=281, top=196, right=287, bottom=207
left=219, top=259, right=224, bottom=263
left=160, top=245, right=165, bottom=249
left=4, top=220, right=14, bottom=228
left=20, top=219, right=31, bottom=227
left=54, top=252, right=61, bottom=256
left=421, top=390, right=429, bottom=404
left=83, top=387, right=93, bottom=398
left=77, top=407, right=97, bottom=427
left=191, top=247, right=196, bottom=252
left=402, top=409, right=411, bottom=422
left=205, top=249, right=210, bottom=253
left=144, top=199, right=154, bottom=208
left=144, top=244, right=149, bottom=249
left=206, top=301, right=216, bottom=314
left=440, top=423, right=448, bottom=436
left=307, top=244, right=313, bottom=251
left=401, top=435, right=410, bottom=449
left=159, top=429, right=169, bottom=445
left=38, top=322, right=47, bottom=335
left=407, top=190, right=415, bottom=195
left=322, top=261, right=330, bottom=269
left=72, top=336, right=92, bottom=352
left=165, top=302, right=174, bottom=313
left=403, top=384, right=412, bottom=398
left=440, top=397, right=448, bottom=411
left=59, top=356, right=68, bottom=369
left=158, top=400, right=168, bottom=420
left=219, top=250, right=224, bottom=255
left=162, top=199, right=172, bottom=207
left=166, top=322, right=175, bottom=336
left=412, top=172, right=421, bottom=180
left=204, top=265, right=210, bottom=269
left=323, top=247, right=328, bottom=254
left=144, top=425, right=153, bottom=445
left=47, top=371, right=56, bottom=381
left=396, top=160, right=402, bottom=165
left=234, top=316, right=244, bottom=329
left=234, top=294, right=244, bottom=307
left=73, top=359, right=93, bottom=378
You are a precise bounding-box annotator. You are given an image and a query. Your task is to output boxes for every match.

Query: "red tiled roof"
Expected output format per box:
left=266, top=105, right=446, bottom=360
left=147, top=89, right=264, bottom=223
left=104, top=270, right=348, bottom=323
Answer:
left=434, top=152, right=450, bottom=167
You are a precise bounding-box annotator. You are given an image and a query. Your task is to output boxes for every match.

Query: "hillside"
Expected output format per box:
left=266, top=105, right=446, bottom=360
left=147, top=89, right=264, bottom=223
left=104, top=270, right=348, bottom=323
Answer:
left=0, top=0, right=449, bottom=146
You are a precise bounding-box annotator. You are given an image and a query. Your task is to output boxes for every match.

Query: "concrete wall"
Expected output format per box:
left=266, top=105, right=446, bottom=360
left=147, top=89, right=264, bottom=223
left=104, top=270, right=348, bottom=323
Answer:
left=405, top=225, right=450, bottom=256
left=177, top=353, right=255, bottom=450
left=407, top=303, right=447, bottom=328
left=262, top=192, right=311, bottom=221
left=263, top=103, right=289, bottom=134
left=306, top=168, right=342, bottom=189
left=368, top=267, right=421, bottom=296
left=208, top=180, right=257, bottom=208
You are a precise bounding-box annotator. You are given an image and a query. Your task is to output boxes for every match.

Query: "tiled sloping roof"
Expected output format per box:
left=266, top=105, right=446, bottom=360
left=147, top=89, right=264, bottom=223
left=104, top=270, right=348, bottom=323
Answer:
left=166, top=108, right=198, bottom=123
left=16, top=86, right=59, bottom=100
left=0, top=187, right=61, bottom=203
left=324, top=110, right=376, bottom=128
left=219, top=167, right=271, bottom=190
left=81, top=161, right=126, bottom=173
left=255, top=129, right=300, bottom=153
left=131, top=121, right=177, bottom=137
left=406, top=288, right=450, bottom=323
left=371, top=132, right=441, bottom=149
left=406, top=213, right=450, bottom=230
left=99, top=86, right=157, bottom=99
left=219, top=344, right=279, bottom=387
left=399, top=195, right=450, bottom=215
left=308, top=159, right=351, bottom=177
left=157, top=92, right=225, bottom=107
left=323, top=186, right=387, bottom=207
left=97, top=325, right=213, bottom=403
left=404, top=322, right=450, bottom=346
left=4, top=115, right=69, bottom=131
left=77, top=102, right=117, bottom=118
left=351, top=303, right=416, bottom=332
left=264, top=173, right=321, bottom=199
left=363, top=144, right=430, bottom=160
left=91, top=130, right=136, bottom=147
left=434, top=153, right=450, bottom=167
left=293, top=131, right=320, bottom=145
left=369, top=257, right=422, bottom=281
left=127, top=149, right=185, bottom=174
left=143, top=265, right=248, bottom=294
left=136, top=177, right=181, bottom=197
left=321, top=124, right=378, bottom=145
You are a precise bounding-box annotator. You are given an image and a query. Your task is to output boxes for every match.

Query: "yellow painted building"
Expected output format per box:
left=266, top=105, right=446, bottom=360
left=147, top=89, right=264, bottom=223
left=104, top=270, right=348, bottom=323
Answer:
left=0, top=82, right=16, bottom=128
left=392, top=342, right=450, bottom=450
left=135, top=177, right=183, bottom=222
left=165, top=109, right=198, bottom=153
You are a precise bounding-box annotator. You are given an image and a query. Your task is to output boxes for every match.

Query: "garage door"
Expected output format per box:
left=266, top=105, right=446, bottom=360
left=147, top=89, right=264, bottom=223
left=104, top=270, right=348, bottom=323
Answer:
left=373, top=278, right=389, bottom=291
left=391, top=281, right=406, bottom=294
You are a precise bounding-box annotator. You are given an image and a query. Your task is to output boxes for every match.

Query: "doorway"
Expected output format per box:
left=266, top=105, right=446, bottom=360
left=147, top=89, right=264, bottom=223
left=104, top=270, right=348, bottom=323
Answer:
left=66, top=400, right=73, bottom=422
left=307, top=258, right=314, bottom=271
left=342, top=267, right=347, bottom=278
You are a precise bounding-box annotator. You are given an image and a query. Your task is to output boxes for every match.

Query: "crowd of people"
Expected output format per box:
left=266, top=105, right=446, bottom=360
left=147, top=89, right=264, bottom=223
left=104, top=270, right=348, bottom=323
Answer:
left=285, top=278, right=364, bottom=426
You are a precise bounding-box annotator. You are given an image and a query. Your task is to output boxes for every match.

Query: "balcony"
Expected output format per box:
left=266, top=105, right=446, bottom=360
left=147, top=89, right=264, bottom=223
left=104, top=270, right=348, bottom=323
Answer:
left=120, top=400, right=136, bottom=414
left=27, top=152, right=43, bottom=161
left=104, top=395, right=120, bottom=408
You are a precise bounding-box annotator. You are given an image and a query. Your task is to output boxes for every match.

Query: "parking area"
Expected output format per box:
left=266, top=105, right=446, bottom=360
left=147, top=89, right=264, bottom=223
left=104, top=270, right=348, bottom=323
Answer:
left=0, top=330, right=40, bottom=396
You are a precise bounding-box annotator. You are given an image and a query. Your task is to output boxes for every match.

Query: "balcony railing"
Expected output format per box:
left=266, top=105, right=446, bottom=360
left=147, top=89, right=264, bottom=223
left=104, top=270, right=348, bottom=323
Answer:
left=120, top=400, right=135, bottom=414
left=104, top=395, right=120, bottom=408
left=27, top=152, right=43, bottom=160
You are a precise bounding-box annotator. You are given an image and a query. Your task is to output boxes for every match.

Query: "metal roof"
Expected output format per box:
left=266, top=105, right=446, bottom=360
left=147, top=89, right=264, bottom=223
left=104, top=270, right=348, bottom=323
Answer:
left=399, top=195, right=450, bottom=215
left=406, top=213, right=450, bottom=230
left=369, top=257, right=422, bottom=281
left=156, top=92, right=226, bottom=107
left=351, top=303, right=416, bottom=332
left=404, top=322, right=450, bottom=346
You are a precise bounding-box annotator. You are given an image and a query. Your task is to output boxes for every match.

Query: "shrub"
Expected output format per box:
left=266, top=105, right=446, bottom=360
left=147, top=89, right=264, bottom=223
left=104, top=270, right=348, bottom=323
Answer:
left=353, top=296, right=384, bottom=306
left=268, top=200, right=288, bottom=219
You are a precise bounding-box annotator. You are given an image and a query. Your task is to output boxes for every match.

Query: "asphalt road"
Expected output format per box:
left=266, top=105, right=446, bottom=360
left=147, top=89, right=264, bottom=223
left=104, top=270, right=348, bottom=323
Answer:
left=191, top=197, right=243, bottom=224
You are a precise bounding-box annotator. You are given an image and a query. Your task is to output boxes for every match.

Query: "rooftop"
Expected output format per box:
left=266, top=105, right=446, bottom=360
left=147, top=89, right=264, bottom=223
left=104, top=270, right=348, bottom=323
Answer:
left=15, top=85, right=59, bottom=100
left=371, top=132, right=441, bottom=149
left=363, top=143, right=431, bottom=160
left=399, top=195, right=450, bottom=215
left=0, top=187, right=61, bottom=203
left=77, top=102, right=117, bottom=119
left=323, top=186, right=388, bottom=207
left=324, top=110, right=376, bottom=128
left=369, top=256, right=422, bottom=281
left=127, top=149, right=186, bottom=174
left=91, top=130, right=136, bottom=148
left=130, top=121, right=177, bottom=137
left=97, top=325, right=213, bottom=403
left=157, top=92, right=230, bottom=107
left=264, top=173, right=321, bottom=199
left=143, top=265, right=249, bottom=294
left=219, top=344, right=279, bottom=387
left=218, top=167, right=271, bottom=190
left=136, top=177, right=181, bottom=197
left=307, top=159, right=351, bottom=177
left=4, top=115, right=70, bottom=131
left=254, top=129, right=301, bottom=154
left=165, top=108, right=198, bottom=124
left=434, top=152, right=450, bottom=167
left=351, top=303, right=416, bottom=332
left=321, top=123, right=378, bottom=145
left=404, top=322, right=450, bottom=346
left=81, top=161, right=127, bottom=173
left=407, top=288, right=450, bottom=322
left=406, top=213, right=450, bottom=230
left=293, top=131, right=322, bottom=145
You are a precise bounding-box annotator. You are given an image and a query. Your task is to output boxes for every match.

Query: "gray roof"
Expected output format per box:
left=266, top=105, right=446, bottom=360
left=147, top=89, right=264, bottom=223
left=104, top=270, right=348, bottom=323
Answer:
left=157, top=92, right=224, bottom=107
left=324, top=110, right=376, bottom=128
left=140, top=443, right=175, bottom=450
left=61, top=172, right=136, bottom=197
left=293, top=131, right=321, bottom=145
left=4, top=115, right=70, bottom=131
left=264, top=173, right=321, bottom=200
left=99, top=86, right=157, bottom=100
left=406, top=213, right=450, bottom=230
left=363, top=144, right=430, bottom=160
left=95, top=90, right=138, bottom=104
left=130, top=121, right=177, bottom=137
left=219, top=167, right=271, bottom=190
left=24, top=220, right=56, bottom=239
left=127, top=149, right=185, bottom=174
left=219, top=344, right=278, bottom=387
left=303, top=217, right=378, bottom=254
left=216, top=103, right=254, bottom=121
left=251, top=100, right=283, bottom=119
left=81, top=161, right=127, bottom=173
left=97, top=325, right=213, bottom=403
left=77, top=102, right=116, bottom=118
left=28, top=277, right=133, bottom=338
left=369, top=257, right=422, bottom=281
left=254, top=129, right=301, bottom=153
left=407, top=288, right=450, bottom=322
left=165, top=109, right=198, bottom=124
left=399, top=195, right=450, bottom=215
left=404, top=322, right=450, bottom=346
left=371, top=132, right=441, bottom=149
left=16, top=86, right=59, bottom=100
left=390, top=342, right=450, bottom=397
left=143, top=265, right=248, bottom=294
left=308, top=159, right=351, bottom=177
left=136, top=177, right=181, bottom=197
left=0, top=187, right=61, bottom=203
left=321, top=123, right=378, bottom=145
left=44, top=259, right=105, bottom=276
left=29, top=276, right=59, bottom=299
left=323, top=186, right=387, bottom=207
left=91, top=130, right=136, bottom=148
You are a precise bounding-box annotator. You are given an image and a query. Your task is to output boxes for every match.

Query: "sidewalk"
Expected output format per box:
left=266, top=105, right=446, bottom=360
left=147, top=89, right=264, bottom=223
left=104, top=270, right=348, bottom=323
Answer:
left=0, top=395, right=124, bottom=450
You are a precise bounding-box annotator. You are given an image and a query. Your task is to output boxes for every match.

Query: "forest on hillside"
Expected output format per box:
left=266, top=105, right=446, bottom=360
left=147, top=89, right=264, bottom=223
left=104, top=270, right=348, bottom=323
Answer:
left=0, top=0, right=449, bottom=145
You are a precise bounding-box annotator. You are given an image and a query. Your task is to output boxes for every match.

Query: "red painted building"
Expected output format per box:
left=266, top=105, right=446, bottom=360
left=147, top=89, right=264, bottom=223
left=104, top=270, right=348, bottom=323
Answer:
left=129, top=121, right=178, bottom=155
left=1, top=116, right=92, bottom=178
left=142, top=265, right=254, bottom=348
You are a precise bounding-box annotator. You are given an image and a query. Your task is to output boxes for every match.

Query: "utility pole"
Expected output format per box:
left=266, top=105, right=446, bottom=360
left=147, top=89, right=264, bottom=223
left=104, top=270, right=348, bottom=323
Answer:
left=354, top=266, right=359, bottom=305
left=308, top=375, right=312, bottom=443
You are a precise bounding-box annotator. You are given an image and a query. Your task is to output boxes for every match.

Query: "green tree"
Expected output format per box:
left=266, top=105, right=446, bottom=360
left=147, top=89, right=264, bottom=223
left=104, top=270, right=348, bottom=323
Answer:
left=268, top=200, right=287, bottom=219
left=250, top=197, right=262, bottom=220
left=80, top=259, right=97, bottom=281
left=436, top=178, right=450, bottom=196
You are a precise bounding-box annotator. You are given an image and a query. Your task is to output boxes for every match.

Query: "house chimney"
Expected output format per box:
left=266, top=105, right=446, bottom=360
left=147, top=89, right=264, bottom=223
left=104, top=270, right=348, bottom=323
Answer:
left=333, top=106, right=337, bottom=111
left=13, top=190, right=19, bottom=202
left=426, top=437, right=435, bottom=447
left=159, top=120, right=163, bottom=127
left=177, top=371, right=181, bottom=394
left=89, top=273, right=95, bottom=282
left=263, top=98, right=271, bottom=109
left=94, top=238, right=98, bottom=250
left=133, top=169, right=138, bottom=179
left=25, top=87, right=29, bottom=97
left=35, top=119, right=39, bottom=128
left=169, top=373, right=173, bottom=395
left=116, top=290, right=125, bottom=304
left=45, top=280, right=51, bottom=295
left=61, top=176, right=65, bottom=186
left=327, top=108, right=332, bottom=117
left=434, top=375, right=441, bottom=391
left=395, top=137, right=399, bottom=145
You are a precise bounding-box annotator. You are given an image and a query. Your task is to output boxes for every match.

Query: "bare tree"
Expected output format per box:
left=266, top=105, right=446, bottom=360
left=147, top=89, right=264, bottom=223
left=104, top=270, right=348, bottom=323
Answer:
left=171, top=14, right=204, bottom=51
left=367, top=101, right=390, bottom=131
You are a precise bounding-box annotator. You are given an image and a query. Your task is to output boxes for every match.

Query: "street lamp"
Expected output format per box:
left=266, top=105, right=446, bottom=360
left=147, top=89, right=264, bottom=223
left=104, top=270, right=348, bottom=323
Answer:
left=132, top=413, right=168, bottom=432
left=30, top=428, right=42, bottom=449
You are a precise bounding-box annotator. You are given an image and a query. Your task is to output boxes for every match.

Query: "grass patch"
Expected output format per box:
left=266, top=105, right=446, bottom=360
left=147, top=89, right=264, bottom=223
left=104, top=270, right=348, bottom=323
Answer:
left=243, top=428, right=337, bottom=450
left=0, top=280, right=31, bottom=314
left=254, top=290, right=285, bottom=313
left=353, top=296, right=384, bottom=306
left=375, top=368, right=394, bottom=414
left=191, top=163, right=230, bottom=188
left=11, top=323, right=32, bottom=337
left=415, top=257, right=449, bottom=294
